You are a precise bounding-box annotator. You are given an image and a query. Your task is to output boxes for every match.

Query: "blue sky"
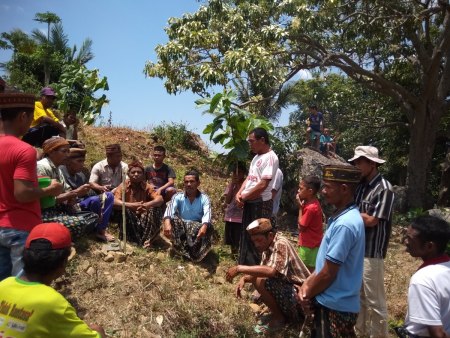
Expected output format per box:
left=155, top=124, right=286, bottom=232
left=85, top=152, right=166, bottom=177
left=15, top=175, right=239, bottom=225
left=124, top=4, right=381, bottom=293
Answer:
left=0, top=0, right=295, bottom=149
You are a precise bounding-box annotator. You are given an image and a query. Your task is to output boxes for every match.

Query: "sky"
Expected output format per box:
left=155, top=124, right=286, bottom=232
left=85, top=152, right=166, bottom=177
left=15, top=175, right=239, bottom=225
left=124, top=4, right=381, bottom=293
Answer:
left=0, top=0, right=297, bottom=150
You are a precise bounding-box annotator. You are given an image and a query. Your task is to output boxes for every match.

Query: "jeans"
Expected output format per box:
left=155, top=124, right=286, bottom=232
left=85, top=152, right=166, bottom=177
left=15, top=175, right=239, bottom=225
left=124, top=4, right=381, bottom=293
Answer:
left=0, top=227, right=29, bottom=281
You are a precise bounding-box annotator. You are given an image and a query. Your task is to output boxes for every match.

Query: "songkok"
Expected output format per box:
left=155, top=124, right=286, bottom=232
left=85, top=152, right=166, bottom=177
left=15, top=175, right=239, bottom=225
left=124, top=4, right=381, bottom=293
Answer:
left=105, top=144, right=121, bottom=155
left=348, top=146, right=386, bottom=164
left=322, top=164, right=361, bottom=183
left=0, top=92, right=35, bottom=109
left=68, top=148, right=86, bottom=159
left=246, top=218, right=273, bottom=235
left=128, top=160, right=144, bottom=172
left=26, top=223, right=71, bottom=250
left=42, top=136, right=69, bottom=155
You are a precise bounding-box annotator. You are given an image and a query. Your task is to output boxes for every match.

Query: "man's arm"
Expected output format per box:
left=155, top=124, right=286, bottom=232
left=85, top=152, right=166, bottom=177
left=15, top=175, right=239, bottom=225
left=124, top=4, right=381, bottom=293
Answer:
left=235, top=177, right=248, bottom=206
left=241, top=179, right=271, bottom=201
left=226, top=264, right=278, bottom=282
left=197, top=194, right=212, bottom=239
left=299, top=259, right=340, bottom=299
left=360, top=213, right=379, bottom=227
left=14, top=179, right=63, bottom=203
left=428, top=326, right=448, bottom=338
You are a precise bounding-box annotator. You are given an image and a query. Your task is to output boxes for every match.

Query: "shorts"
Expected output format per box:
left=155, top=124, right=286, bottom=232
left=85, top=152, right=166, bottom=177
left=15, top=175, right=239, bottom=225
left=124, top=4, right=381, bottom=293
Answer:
left=298, top=246, right=319, bottom=267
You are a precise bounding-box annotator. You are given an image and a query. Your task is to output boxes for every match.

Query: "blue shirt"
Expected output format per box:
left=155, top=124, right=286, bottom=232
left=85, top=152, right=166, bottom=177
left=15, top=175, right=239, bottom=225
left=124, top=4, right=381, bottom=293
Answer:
left=164, top=191, right=211, bottom=226
left=315, top=205, right=365, bottom=313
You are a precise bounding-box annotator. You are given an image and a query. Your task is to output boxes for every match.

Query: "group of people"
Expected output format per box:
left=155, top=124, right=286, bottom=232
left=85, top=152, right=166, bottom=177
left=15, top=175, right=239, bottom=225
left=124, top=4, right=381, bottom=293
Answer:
left=0, top=86, right=449, bottom=337
left=304, top=104, right=338, bottom=158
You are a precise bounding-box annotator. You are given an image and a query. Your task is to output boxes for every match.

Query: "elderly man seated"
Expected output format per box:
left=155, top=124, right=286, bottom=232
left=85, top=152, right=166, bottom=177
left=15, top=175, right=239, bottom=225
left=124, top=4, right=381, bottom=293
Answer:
left=60, top=147, right=115, bottom=242
left=37, top=137, right=99, bottom=238
left=163, top=169, right=214, bottom=262
left=113, top=160, right=164, bottom=246
left=226, top=218, right=310, bottom=335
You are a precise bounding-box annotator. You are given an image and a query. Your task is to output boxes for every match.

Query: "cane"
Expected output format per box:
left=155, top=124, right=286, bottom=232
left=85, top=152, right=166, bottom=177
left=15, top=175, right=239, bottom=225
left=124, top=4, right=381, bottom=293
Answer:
left=121, top=166, right=127, bottom=253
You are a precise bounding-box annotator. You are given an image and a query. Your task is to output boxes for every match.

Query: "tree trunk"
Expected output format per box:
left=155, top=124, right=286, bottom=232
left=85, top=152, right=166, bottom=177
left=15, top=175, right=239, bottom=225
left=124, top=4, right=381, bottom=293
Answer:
left=406, top=103, right=442, bottom=209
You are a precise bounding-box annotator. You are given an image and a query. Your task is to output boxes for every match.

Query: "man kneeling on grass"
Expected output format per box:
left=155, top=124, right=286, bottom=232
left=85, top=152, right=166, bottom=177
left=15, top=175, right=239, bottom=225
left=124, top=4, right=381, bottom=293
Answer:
left=0, top=222, right=106, bottom=337
left=226, top=218, right=310, bottom=335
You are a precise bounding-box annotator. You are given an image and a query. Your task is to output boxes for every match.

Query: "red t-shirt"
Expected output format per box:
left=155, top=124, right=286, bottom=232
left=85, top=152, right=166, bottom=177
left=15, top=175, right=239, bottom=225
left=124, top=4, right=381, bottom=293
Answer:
left=298, top=199, right=323, bottom=248
left=0, top=135, right=41, bottom=232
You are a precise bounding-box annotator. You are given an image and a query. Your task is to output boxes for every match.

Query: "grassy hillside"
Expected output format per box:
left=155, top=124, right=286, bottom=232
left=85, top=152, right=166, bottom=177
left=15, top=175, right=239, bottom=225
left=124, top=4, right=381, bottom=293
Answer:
left=57, top=125, right=420, bottom=338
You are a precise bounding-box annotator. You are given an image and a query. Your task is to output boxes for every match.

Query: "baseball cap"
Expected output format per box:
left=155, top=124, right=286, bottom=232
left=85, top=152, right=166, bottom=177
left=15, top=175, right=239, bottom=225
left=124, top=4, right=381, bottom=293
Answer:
left=25, top=223, right=72, bottom=249
left=40, top=87, right=56, bottom=97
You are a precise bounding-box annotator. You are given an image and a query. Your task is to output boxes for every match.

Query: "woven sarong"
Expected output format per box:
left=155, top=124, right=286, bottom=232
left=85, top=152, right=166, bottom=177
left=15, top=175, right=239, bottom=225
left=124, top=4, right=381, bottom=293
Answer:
left=41, top=206, right=98, bottom=239
left=312, top=302, right=358, bottom=338
left=119, top=207, right=163, bottom=246
left=170, top=216, right=213, bottom=262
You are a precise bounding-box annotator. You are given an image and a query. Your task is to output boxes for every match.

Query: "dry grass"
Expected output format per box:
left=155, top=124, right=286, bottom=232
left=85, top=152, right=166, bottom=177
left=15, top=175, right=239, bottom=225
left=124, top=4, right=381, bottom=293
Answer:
left=59, top=125, right=420, bottom=337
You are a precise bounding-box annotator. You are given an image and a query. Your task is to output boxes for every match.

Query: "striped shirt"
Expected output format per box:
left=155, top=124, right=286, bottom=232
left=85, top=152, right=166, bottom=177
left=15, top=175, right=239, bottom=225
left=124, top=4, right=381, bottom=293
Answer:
left=355, top=173, right=395, bottom=258
left=261, top=232, right=310, bottom=284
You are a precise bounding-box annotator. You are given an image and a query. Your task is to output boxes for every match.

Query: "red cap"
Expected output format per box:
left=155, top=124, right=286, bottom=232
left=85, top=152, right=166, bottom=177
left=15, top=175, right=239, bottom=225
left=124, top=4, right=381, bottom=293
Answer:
left=25, top=223, right=72, bottom=249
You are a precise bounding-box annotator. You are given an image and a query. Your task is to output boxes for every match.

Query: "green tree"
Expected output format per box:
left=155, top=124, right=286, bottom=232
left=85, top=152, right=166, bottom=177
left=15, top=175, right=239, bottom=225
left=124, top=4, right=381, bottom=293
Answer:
left=145, top=0, right=450, bottom=208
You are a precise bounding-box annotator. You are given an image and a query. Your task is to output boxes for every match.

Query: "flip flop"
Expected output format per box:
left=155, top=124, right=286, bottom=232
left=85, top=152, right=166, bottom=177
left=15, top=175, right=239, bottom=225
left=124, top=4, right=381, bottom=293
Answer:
left=254, top=322, right=284, bottom=335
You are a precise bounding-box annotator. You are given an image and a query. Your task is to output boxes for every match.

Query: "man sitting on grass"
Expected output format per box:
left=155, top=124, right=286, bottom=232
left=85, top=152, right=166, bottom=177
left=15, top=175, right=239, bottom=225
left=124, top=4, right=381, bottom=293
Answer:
left=226, top=218, right=310, bottom=335
left=0, top=222, right=106, bottom=337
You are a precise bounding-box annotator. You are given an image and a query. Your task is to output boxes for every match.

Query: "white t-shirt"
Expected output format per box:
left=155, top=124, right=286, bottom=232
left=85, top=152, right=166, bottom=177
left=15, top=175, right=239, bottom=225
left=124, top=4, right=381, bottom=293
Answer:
left=272, top=169, right=283, bottom=216
left=405, top=261, right=450, bottom=336
left=242, top=150, right=279, bottom=201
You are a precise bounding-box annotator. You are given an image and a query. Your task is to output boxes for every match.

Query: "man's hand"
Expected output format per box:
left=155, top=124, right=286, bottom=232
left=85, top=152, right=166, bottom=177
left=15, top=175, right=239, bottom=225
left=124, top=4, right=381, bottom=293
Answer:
left=226, top=265, right=240, bottom=283
left=235, top=193, right=244, bottom=208
left=235, top=276, right=246, bottom=298
left=74, top=184, right=91, bottom=197
left=45, top=179, right=64, bottom=196
left=196, top=224, right=208, bottom=239
left=163, top=220, right=172, bottom=238
left=297, top=285, right=314, bottom=316
left=296, top=193, right=304, bottom=207
left=155, top=188, right=163, bottom=196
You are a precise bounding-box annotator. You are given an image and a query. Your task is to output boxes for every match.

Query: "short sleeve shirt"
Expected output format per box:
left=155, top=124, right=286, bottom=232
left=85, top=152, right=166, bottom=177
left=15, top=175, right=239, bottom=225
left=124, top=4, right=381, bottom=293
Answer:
left=309, top=112, right=323, bottom=132
left=0, top=277, right=100, bottom=337
left=261, top=233, right=309, bottom=285
left=298, top=199, right=323, bottom=248
left=30, top=101, right=59, bottom=128
left=89, top=159, right=128, bottom=189
left=355, top=173, right=395, bottom=258
left=145, top=163, right=176, bottom=189
left=0, top=136, right=41, bottom=231
left=271, top=169, right=283, bottom=216
left=243, top=150, right=279, bottom=201
left=37, top=157, right=71, bottom=192
left=315, top=205, right=365, bottom=313
left=405, top=261, right=450, bottom=336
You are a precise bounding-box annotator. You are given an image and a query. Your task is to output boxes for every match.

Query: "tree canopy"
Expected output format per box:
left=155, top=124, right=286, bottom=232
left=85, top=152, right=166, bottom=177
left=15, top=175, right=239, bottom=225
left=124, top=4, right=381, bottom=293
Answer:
left=145, top=0, right=450, bottom=208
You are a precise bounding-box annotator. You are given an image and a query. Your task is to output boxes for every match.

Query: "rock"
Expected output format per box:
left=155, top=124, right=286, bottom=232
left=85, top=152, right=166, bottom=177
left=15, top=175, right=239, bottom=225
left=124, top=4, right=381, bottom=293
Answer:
left=156, top=252, right=166, bottom=261
left=213, top=276, right=226, bottom=285
left=92, top=249, right=104, bottom=257
left=103, top=253, right=114, bottom=262
left=79, top=261, right=90, bottom=272
left=86, top=267, right=96, bottom=276
left=155, top=315, right=164, bottom=326
left=427, top=208, right=450, bottom=223
left=115, top=252, right=127, bottom=263
left=249, top=303, right=262, bottom=313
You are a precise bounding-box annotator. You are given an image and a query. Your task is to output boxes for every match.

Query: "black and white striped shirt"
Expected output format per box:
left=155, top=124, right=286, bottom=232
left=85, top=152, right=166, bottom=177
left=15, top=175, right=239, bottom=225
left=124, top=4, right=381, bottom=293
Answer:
left=355, top=173, right=395, bottom=259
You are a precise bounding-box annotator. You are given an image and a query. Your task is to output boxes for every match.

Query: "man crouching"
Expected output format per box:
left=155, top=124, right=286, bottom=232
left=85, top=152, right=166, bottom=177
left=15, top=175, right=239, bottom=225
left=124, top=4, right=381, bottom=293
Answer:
left=226, top=218, right=310, bottom=335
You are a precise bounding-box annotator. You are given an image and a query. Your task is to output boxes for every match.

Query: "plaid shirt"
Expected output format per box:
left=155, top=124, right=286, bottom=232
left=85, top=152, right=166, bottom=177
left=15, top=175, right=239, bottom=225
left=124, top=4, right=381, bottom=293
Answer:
left=355, top=173, right=395, bottom=258
left=261, top=232, right=310, bottom=284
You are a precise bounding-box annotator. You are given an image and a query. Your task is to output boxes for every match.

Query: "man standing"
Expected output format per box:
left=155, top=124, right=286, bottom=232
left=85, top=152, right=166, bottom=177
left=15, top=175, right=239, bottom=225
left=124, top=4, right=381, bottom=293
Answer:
left=22, top=87, right=66, bottom=147
left=236, top=127, right=279, bottom=266
left=298, top=164, right=364, bottom=337
left=349, top=146, right=395, bottom=338
left=145, top=145, right=177, bottom=202
left=163, top=169, right=213, bottom=262
left=400, top=215, right=450, bottom=338
left=0, top=91, right=62, bottom=280
left=226, top=218, right=310, bottom=334
left=89, top=144, right=128, bottom=193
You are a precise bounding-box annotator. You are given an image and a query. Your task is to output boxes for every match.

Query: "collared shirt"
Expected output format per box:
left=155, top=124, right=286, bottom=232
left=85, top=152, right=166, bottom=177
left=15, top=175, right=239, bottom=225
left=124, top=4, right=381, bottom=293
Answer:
left=59, top=165, right=87, bottom=190
left=114, top=179, right=158, bottom=203
left=164, top=191, right=211, bottom=225
left=315, top=204, right=365, bottom=313
left=261, top=232, right=309, bottom=285
left=37, top=157, right=71, bottom=192
left=89, top=159, right=128, bottom=189
left=355, top=173, right=395, bottom=258
left=31, top=101, right=59, bottom=128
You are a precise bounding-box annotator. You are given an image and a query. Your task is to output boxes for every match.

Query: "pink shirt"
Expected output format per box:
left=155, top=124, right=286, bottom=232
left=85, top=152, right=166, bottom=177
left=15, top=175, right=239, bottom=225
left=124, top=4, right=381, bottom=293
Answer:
left=224, top=182, right=243, bottom=223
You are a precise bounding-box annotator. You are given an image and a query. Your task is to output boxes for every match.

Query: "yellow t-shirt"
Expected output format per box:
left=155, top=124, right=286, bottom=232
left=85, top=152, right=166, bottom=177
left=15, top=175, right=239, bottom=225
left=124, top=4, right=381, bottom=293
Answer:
left=31, top=101, right=59, bottom=128
left=0, top=277, right=100, bottom=338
